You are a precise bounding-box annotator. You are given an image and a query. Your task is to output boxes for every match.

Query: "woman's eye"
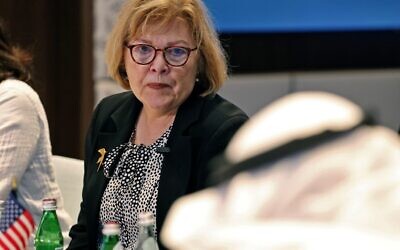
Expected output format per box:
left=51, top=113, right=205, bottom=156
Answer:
left=168, top=47, right=186, bottom=57
left=137, top=45, right=153, bottom=54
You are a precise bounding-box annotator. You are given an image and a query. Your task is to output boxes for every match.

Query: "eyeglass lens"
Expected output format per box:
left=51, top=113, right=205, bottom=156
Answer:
left=129, top=44, right=194, bottom=66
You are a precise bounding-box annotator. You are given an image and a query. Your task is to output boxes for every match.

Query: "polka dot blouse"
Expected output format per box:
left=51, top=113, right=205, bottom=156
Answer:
left=100, top=125, right=172, bottom=249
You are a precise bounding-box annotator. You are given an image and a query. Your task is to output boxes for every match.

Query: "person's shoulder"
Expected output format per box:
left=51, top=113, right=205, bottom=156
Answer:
left=92, top=91, right=136, bottom=122
left=0, top=79, right=40, bottom=111
left=193, top=93, right=248, bottom=132
left=0, top=79, right=38, bottom=97
left=96, top=91, right=133, bottom=107
left=202, top=93, right=248, bottom=119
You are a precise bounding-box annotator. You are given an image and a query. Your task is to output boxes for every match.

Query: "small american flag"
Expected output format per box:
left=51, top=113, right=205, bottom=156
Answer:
left=0, top=191, right=35, bottom=250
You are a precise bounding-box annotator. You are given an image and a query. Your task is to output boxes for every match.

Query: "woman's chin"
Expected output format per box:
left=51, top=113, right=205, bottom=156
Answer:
left=144, top=99, right=176, bottom=113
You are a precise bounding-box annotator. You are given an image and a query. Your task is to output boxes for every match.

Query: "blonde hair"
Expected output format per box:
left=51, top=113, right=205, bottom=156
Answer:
left=105, top=0, right=227, bottom=96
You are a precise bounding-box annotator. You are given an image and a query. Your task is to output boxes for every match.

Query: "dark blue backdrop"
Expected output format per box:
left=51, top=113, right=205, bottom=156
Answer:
left=203, top=0, right=400, bottom=33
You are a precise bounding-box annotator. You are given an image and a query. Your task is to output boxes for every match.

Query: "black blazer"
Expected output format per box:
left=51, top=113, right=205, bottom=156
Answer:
left=68, top=89, right=248, bottom=249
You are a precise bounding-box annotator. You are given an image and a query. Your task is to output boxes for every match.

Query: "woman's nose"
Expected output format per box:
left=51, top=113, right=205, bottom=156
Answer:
left=150, top=51, right=169, bottom=74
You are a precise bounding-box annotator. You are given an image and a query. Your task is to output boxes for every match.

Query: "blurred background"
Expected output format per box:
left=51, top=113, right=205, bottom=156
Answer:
left=0, top=0, right=399, bottom=159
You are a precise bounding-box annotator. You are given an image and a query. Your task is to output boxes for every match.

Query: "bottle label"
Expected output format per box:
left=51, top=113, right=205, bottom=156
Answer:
left=142, top=238, right=159, bottom=250
left=34, top=248, right=63, bottom=250
left=113, top=242, right=123, bottom=250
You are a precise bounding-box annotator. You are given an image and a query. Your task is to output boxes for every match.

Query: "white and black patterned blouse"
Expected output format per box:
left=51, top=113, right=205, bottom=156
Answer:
left=99, top=125, right=172, bottom=249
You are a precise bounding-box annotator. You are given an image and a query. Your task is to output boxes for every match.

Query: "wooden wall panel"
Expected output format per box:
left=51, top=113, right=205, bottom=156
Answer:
left=0, top=0, right=93, bottom=159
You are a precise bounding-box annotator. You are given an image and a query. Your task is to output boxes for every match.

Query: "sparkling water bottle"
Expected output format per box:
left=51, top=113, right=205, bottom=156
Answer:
left=34, top=198, right=63, bottom=250
left=100, top=222, right=122, bottom=250
left=134, top=212, right=159, bottom=250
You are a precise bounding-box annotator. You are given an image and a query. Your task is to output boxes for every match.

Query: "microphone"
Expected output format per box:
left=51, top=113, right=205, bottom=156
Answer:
left=155, top=146, right=170, bottom=154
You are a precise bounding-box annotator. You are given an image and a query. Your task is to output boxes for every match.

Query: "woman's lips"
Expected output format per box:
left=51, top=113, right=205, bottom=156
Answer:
left=147, top=83, right=170, bottom=89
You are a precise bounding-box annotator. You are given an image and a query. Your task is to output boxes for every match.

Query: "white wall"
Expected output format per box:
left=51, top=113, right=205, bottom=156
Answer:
left=218, top=69, right=400, bottom=131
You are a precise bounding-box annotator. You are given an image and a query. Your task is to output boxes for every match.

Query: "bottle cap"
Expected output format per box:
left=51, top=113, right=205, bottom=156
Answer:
left=102, top=221, right=120, bottom=235
left=42, top=198, right=57, bottom=210
left=138, top=211, right=155, bottom=226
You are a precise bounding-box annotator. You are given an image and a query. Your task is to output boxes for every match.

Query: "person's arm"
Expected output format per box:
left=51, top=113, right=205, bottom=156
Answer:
left=0, top=88, right=40, bottom=200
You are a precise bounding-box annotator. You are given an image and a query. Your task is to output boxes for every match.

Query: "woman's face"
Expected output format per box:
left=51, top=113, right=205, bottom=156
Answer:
left=124, top=19, right=199, bottom=114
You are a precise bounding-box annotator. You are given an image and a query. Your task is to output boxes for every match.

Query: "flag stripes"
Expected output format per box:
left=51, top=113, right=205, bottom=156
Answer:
left=0, top=192, right=35, bottom=250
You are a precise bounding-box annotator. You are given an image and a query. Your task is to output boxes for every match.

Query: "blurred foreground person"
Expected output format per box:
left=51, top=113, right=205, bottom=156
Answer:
left=162, top=91, right=400, bottom=250
left=0, top=21, right=72, bottom=248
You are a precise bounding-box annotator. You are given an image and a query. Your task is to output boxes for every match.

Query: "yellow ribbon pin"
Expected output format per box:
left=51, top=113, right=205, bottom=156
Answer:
left=97, top=148, right=107, bottom=172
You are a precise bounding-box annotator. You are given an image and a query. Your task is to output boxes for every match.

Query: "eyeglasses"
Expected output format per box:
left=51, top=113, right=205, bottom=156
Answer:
left=125, top=43, right=197, bottom=67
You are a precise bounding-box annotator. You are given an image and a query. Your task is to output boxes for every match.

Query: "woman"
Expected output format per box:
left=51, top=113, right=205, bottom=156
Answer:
left=68, top=0, right=248, bottom=249
left=0, top=21, right=72, bottom=248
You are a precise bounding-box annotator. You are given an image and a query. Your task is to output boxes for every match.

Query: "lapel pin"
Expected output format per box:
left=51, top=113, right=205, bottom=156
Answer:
left=96, top=148, right=107, bottom=172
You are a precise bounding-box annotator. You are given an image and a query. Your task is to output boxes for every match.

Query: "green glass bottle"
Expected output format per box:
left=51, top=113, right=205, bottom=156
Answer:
left=134, top=212, right=159, bottom=250
left=100, top=222, right=122, bottom=250
left=34, top=198, right=63, bottom=250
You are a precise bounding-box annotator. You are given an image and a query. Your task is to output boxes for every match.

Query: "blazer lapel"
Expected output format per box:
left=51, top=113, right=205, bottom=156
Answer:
left=86, top=92, right=142, bottom=237
left=156, top=93, right=205, bottom=232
